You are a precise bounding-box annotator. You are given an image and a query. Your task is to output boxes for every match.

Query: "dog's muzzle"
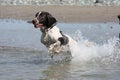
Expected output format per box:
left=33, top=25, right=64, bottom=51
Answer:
left=32, top=18, right=43, bottom=28
left=32, top=18, right=38, bottom=24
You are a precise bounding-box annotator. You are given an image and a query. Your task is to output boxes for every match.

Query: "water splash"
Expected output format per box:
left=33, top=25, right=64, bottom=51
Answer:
left=71, top=30, right=120, bottom=66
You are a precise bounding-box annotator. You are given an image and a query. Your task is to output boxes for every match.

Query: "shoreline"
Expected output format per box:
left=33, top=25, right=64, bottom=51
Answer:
left=0, top=5, right=120, bottom=23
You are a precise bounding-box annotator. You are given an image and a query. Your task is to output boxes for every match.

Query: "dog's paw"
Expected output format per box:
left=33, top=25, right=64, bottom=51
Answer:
left=49, top=45, right=61, bottom=54
left=49, top=41, right=61, bottom=53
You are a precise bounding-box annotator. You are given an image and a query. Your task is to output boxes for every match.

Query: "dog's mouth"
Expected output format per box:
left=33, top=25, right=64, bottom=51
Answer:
left=33, top=23, right=43, bottom=28
left=32, top=19, right=43, bottom=28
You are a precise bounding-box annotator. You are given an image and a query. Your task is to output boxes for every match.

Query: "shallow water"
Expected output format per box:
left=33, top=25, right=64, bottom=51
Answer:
left=0, top=19, right=120, bottom=80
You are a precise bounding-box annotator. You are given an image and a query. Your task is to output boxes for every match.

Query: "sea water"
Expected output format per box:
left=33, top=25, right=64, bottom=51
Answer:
left=0, top=19, right=120, bottom=80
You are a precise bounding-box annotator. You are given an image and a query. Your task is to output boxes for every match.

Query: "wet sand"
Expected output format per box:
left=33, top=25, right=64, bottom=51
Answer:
left=0, top=5, right=120, bottom=22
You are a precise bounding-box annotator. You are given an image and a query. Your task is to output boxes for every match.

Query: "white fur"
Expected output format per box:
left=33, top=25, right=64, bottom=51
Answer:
left=40, top=26, right=76, bottom=57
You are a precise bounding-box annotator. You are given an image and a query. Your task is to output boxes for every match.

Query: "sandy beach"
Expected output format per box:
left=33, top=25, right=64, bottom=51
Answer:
left=0, top=5, right=120, bottom=23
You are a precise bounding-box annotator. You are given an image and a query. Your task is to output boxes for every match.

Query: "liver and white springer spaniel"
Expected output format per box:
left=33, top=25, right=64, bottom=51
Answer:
left=32, top=11, right=76, bottom=58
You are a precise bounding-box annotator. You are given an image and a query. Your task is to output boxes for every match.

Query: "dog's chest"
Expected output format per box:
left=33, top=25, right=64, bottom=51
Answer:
left=41, top=27, right=62, bottom=47
left=41, top=32, right=55, bottom=46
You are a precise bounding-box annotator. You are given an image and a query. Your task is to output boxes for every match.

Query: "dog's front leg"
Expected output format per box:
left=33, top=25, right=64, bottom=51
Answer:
left=41, top=32, right=50, bottom=47
left=49, top=41, right=61, bottom=58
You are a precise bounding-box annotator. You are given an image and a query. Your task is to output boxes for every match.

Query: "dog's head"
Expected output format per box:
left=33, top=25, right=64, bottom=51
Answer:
left=32, top=11, right=57, bottom=28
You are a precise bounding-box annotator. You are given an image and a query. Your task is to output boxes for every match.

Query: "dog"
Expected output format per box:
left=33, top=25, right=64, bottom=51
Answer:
left=32, top=11, right=76, bottom=58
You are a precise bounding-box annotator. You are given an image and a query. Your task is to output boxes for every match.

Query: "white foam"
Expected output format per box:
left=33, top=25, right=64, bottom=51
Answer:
left=71, top=31, right=120, bottom=65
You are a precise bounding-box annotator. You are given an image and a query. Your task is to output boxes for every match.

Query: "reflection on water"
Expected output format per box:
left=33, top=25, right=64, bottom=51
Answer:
left=0, top=19, right=120, bottom=80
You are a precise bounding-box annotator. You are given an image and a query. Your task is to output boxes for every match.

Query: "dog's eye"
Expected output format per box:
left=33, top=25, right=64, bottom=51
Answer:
left=38, top=17, right=45, bottom=22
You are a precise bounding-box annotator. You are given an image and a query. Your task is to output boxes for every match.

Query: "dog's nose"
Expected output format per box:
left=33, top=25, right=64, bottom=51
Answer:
left=32, top=20, right=36, bottom=24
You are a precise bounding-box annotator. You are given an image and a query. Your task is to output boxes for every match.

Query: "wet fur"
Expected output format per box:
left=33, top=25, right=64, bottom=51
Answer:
left=32, top=11, right=76, bottom=58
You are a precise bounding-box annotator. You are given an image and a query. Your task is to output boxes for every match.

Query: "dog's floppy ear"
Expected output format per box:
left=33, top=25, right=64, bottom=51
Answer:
left=46, top=14, right=57, bottom=28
